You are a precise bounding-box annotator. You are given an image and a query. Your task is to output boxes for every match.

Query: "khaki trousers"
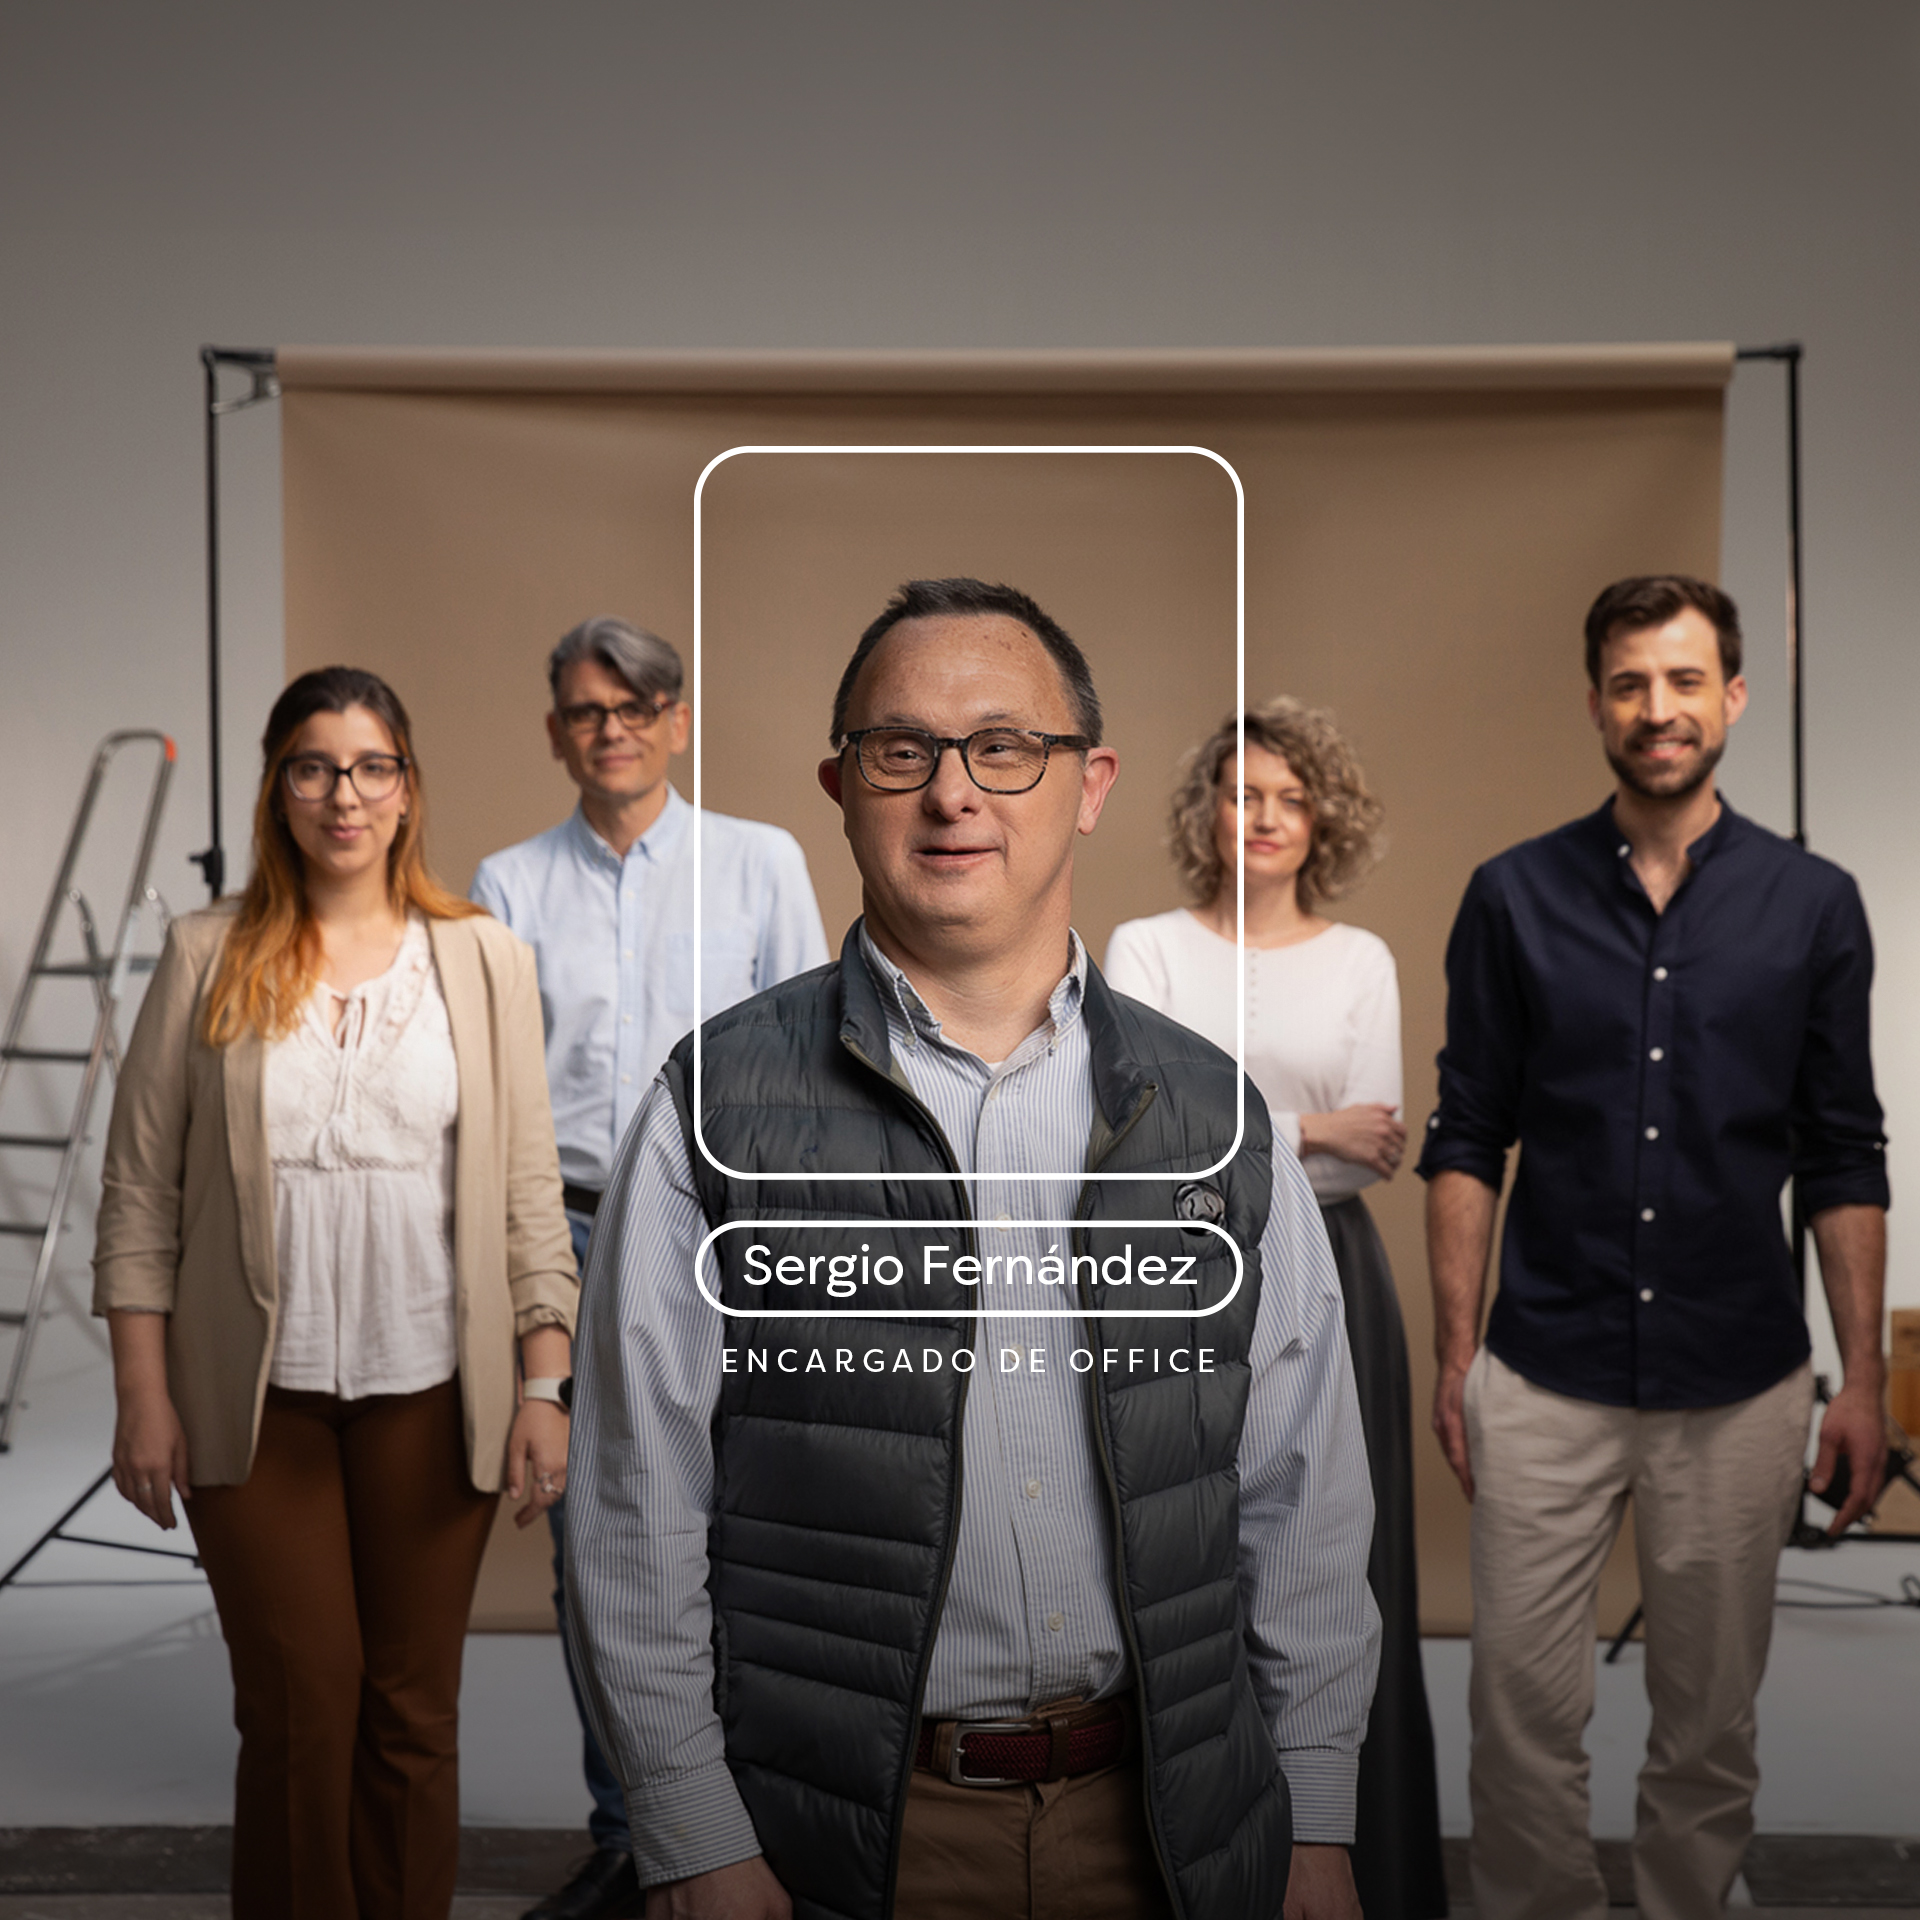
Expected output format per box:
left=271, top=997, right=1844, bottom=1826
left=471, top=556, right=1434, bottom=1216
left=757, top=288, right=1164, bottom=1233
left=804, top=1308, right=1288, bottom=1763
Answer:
left=895, top=1754, right=1176, bottom=1919
left=187, top=1378, right=498, bottom=1920
left=1464, top=1349, right=1813, bottom=1920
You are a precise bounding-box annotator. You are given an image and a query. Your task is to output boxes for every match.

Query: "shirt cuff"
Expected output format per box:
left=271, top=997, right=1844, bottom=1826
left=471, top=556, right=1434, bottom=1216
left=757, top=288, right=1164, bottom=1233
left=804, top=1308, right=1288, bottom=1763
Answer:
left=627, top=1761, right=763, bottom=1890
left=1799, top=1171, right=1891, bottom=1217
left=1275, top=1747, right=1360, bottom=1845
left=1413, top=1131, right=1506, bottom=1190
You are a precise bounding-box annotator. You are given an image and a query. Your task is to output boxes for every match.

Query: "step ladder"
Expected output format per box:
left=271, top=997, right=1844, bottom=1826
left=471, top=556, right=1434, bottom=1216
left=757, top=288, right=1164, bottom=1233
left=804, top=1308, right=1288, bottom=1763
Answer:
left=0, top=729, right=175, bottom=1453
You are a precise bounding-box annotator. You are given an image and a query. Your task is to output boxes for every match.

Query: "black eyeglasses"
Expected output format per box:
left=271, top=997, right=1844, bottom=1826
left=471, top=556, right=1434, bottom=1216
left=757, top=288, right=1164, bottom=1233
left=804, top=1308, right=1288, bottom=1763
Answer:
left=281, top=754, right=409, bottom=803
left=839, top=727, right=1092, bottom=795
left=557, top=693, right=677, bottom=736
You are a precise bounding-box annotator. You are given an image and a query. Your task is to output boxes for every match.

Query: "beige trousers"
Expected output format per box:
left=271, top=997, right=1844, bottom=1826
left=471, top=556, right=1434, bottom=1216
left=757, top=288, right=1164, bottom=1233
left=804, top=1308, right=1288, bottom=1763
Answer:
left=1464, top=1349, right=1813, bottom=1920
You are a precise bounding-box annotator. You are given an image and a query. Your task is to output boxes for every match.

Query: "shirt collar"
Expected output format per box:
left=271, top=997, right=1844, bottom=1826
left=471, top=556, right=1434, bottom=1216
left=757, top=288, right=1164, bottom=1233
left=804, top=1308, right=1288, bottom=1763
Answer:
left=1591, top=792, right=1743, bottom=874
left=855, top=920, right=1088, bottom=1060
left=566, top=784, right=690, bottom=870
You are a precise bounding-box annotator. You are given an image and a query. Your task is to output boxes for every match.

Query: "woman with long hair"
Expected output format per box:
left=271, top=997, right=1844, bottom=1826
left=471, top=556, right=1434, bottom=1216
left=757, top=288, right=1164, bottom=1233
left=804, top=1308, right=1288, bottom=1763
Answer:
left=1105, top=697, right=1448, bottom=1920
left=95, top=666, right=578, bottom=1920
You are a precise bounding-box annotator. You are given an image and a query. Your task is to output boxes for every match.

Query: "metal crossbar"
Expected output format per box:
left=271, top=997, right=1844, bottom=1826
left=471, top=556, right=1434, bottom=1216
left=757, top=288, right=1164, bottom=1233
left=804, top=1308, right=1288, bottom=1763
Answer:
left=0, top=1467, right=202, bottom=1594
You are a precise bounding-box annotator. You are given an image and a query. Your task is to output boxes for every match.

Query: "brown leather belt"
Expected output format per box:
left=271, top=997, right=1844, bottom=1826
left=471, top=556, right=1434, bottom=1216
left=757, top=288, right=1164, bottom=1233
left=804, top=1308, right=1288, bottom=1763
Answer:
left=914, top=1698, right=1130, bottom=1787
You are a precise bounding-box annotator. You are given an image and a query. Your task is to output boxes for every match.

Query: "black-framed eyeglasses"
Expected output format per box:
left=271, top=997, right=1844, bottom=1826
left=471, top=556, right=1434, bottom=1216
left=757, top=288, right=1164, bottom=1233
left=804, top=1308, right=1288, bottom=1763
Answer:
left=839, top=727, right=1092, bottom=795
left=281, top=754, right=409, bottom=803
left=556, top=693, right=677, bottom=736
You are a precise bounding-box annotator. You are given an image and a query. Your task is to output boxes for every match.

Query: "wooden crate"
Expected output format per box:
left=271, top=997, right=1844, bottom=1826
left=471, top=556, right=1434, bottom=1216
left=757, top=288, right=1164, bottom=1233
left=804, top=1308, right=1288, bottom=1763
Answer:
left=1891, top=1307, right=1920, bottom=1437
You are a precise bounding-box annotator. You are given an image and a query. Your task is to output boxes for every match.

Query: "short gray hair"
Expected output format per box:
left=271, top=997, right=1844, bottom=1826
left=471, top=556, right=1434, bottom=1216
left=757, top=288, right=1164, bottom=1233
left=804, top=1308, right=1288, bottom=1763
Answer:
left=547, top=617, right=683, bottom=705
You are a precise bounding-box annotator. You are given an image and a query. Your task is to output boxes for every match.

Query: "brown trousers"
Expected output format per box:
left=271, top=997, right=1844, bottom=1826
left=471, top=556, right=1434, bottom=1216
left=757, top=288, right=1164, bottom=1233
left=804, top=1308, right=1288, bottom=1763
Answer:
left=895, top=1754, right=1176, bottom=1920
left=187, top=1377, right=497, bottom=1920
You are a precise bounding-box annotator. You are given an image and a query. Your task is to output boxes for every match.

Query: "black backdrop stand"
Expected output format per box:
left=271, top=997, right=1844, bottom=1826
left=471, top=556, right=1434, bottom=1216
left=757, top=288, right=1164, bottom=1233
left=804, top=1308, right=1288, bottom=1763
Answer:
left=184, top=341, right=1913, bottom=1567
left=0, top=348, right=277, bottom=1597
left=1605, top=345, right=1918, bottom=1661
left=16, top=343, right=1886, bottom=1601
left=184, top=346, right=1801, bottom=898
left=190, top=347, right=280, bottom=903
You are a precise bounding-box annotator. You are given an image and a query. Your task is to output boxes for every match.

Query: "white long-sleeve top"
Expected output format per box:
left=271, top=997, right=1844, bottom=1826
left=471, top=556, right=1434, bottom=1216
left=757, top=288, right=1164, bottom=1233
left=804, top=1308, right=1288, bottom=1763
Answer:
left=1103, top=910, right=1402, bottom=1204
left=263, top=915, right=460, bottom=1398
left=565, top=928, right=1379, bottom=1887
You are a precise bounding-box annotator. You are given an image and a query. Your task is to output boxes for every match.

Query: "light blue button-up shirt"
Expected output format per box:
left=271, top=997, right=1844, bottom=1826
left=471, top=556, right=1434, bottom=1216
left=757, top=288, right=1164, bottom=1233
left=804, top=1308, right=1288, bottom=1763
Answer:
left=470, top=787, right=829, bottom=1189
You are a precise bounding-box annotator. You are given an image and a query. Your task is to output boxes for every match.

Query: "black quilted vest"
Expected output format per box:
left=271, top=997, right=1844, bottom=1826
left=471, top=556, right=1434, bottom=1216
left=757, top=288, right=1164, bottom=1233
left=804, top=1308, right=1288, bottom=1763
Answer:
left=662, top=928, right=1292, bottom=1920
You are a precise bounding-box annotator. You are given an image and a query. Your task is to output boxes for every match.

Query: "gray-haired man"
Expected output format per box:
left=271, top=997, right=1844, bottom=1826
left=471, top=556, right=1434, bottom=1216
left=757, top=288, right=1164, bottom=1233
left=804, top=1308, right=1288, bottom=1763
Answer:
left=473, top=617, right=828, bottom=1920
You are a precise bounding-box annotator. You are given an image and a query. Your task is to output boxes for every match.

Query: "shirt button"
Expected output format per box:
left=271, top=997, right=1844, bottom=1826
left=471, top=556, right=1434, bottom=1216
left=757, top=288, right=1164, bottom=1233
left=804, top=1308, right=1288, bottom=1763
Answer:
left=1653, top=966, right=1668, bottom=981
left=1618, top=843, right=1630, bottom=857
left=1641, top=1207, right=1656, bottom=1222
left=1640, top=1288, right=1655, bottom=1303
left=1025, top=1479, right=1042, bottom=1499
left=1649, top=1047, right=1664, bottom=1062
left=623, top=948, right=635, bottom=959
left=1645, top=1126, right=1659, bottom=1140
left=996, top=1214, right=1013, bottom=1228
left=1046, top=1612, right=1064, bottom=1633
left=621, top=1073, right=632, bottom=1085
left=622, top=1014, right=633, bottom=1026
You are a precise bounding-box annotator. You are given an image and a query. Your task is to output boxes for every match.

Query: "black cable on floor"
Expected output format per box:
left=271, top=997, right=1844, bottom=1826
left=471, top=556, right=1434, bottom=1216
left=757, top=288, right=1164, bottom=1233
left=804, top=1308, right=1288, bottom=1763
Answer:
left=1775, top=1572, right=1920, bottom=1611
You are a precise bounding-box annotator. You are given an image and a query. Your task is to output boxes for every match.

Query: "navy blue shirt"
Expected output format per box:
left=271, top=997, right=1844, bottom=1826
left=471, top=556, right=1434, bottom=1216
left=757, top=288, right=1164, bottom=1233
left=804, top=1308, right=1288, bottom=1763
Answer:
left=1416, top=799, right=1888, bottom=1409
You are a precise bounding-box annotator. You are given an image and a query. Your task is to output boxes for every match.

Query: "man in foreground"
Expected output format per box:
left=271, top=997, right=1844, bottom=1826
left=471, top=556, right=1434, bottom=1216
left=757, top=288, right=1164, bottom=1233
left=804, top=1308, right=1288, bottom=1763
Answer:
left=1420, top=575, right=1890, bottom=1920
left=568, top=578, right=1378, bottom=1919
left=472, top=616, right=827, bottom=1920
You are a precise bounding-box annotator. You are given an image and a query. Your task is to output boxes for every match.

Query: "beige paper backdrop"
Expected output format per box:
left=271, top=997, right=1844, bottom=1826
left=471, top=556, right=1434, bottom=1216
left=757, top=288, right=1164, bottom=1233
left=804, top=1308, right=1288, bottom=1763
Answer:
left=279, top=347, right=1730, bottom=1632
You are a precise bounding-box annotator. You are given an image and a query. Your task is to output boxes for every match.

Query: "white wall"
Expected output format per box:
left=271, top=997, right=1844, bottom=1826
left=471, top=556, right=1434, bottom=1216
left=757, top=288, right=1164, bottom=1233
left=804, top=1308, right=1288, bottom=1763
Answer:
left=2, top=1, right=1916, bottom=1350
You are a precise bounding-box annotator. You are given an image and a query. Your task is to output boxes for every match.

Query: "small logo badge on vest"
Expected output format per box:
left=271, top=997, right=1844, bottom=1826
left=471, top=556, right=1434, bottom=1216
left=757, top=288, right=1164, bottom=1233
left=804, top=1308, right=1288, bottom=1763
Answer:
left=1174, top=1182, right=1226, bottom=1234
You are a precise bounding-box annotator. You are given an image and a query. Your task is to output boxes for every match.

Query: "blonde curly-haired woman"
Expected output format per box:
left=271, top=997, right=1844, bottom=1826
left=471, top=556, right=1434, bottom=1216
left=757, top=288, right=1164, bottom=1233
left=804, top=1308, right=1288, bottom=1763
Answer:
left=1106, top=698, right=1446, bottom=1920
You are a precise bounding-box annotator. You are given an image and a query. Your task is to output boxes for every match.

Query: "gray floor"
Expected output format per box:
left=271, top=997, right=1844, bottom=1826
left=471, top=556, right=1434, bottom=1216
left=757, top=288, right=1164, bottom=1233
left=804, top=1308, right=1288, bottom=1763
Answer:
left=5, top=1290, right=1920, bottom=1906
left=3, top=1907, right=1920, bottom=1919
left=0, top=1900, right=1917, bottom=1918
left=0, top=1903, right=533, bottom=1918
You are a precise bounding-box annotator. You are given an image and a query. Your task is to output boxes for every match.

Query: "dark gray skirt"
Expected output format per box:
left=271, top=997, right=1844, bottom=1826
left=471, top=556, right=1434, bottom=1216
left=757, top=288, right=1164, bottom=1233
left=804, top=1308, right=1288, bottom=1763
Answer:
left=1320, top=1193, right=1449, bottom=1919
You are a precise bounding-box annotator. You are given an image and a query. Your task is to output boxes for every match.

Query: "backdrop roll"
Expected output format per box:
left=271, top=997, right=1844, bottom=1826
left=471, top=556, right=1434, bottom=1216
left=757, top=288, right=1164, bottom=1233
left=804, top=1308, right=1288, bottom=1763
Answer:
left=279, top=344, right=1731, bottom=1632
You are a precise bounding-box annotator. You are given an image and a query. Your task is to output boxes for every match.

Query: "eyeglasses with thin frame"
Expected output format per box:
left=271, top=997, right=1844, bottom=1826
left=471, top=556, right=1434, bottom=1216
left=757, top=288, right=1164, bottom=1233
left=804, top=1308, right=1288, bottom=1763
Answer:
left=839, top=727, right=1093, bottom=795
left=556, top=693, right=678, bottom=737
left=281, top=754, right=410, bottom=804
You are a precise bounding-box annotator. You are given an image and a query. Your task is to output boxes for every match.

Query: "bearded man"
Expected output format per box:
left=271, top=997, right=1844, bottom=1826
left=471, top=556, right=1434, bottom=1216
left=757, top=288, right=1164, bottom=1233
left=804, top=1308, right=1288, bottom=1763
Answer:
left=1418, top=575, right=1890, bottom=1920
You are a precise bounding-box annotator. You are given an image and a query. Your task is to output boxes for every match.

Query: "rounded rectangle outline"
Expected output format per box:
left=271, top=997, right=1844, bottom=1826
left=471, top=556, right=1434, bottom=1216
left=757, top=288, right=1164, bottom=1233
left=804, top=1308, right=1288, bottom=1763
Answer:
left=692, top=1218, right=1243, bottom=1320
left=689, top=442, right=1249, bottom=1184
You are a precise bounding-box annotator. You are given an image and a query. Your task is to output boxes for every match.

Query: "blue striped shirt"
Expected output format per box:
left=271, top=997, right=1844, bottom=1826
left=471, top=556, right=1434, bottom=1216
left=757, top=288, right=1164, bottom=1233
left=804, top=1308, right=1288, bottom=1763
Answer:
left=567, top=929, right=1379, bottom=1886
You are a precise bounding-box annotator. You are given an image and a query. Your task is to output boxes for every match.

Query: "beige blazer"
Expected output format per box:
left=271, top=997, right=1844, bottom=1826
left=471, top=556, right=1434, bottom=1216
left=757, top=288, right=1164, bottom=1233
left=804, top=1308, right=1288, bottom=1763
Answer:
left=92, top=904, right=578, bottom=1490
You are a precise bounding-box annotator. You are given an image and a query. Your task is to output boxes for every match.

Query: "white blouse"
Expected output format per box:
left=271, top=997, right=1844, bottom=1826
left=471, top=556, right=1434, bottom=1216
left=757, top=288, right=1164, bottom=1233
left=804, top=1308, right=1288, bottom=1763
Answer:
left=262, top=916, right=461, bottom=1398
left=1103, top=909, right=1402, bottom=1204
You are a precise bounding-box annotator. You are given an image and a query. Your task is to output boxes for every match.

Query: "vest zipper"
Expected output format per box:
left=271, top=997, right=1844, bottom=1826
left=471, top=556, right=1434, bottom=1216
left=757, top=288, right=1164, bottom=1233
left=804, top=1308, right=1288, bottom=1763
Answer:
left=839, top=1035, right=977, bottom=1920
left=1073, top=1083, right=1189, bottom=1919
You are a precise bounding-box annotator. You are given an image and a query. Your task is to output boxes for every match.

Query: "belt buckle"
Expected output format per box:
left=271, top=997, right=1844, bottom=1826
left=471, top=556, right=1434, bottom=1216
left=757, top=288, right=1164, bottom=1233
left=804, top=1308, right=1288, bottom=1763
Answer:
left=947, top=1718, right=1032, bottom=1788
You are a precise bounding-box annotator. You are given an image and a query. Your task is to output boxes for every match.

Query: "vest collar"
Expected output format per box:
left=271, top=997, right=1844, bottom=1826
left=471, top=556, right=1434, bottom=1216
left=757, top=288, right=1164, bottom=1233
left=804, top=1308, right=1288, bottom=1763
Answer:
left=1079, top=961, right=1157, bottom=1153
